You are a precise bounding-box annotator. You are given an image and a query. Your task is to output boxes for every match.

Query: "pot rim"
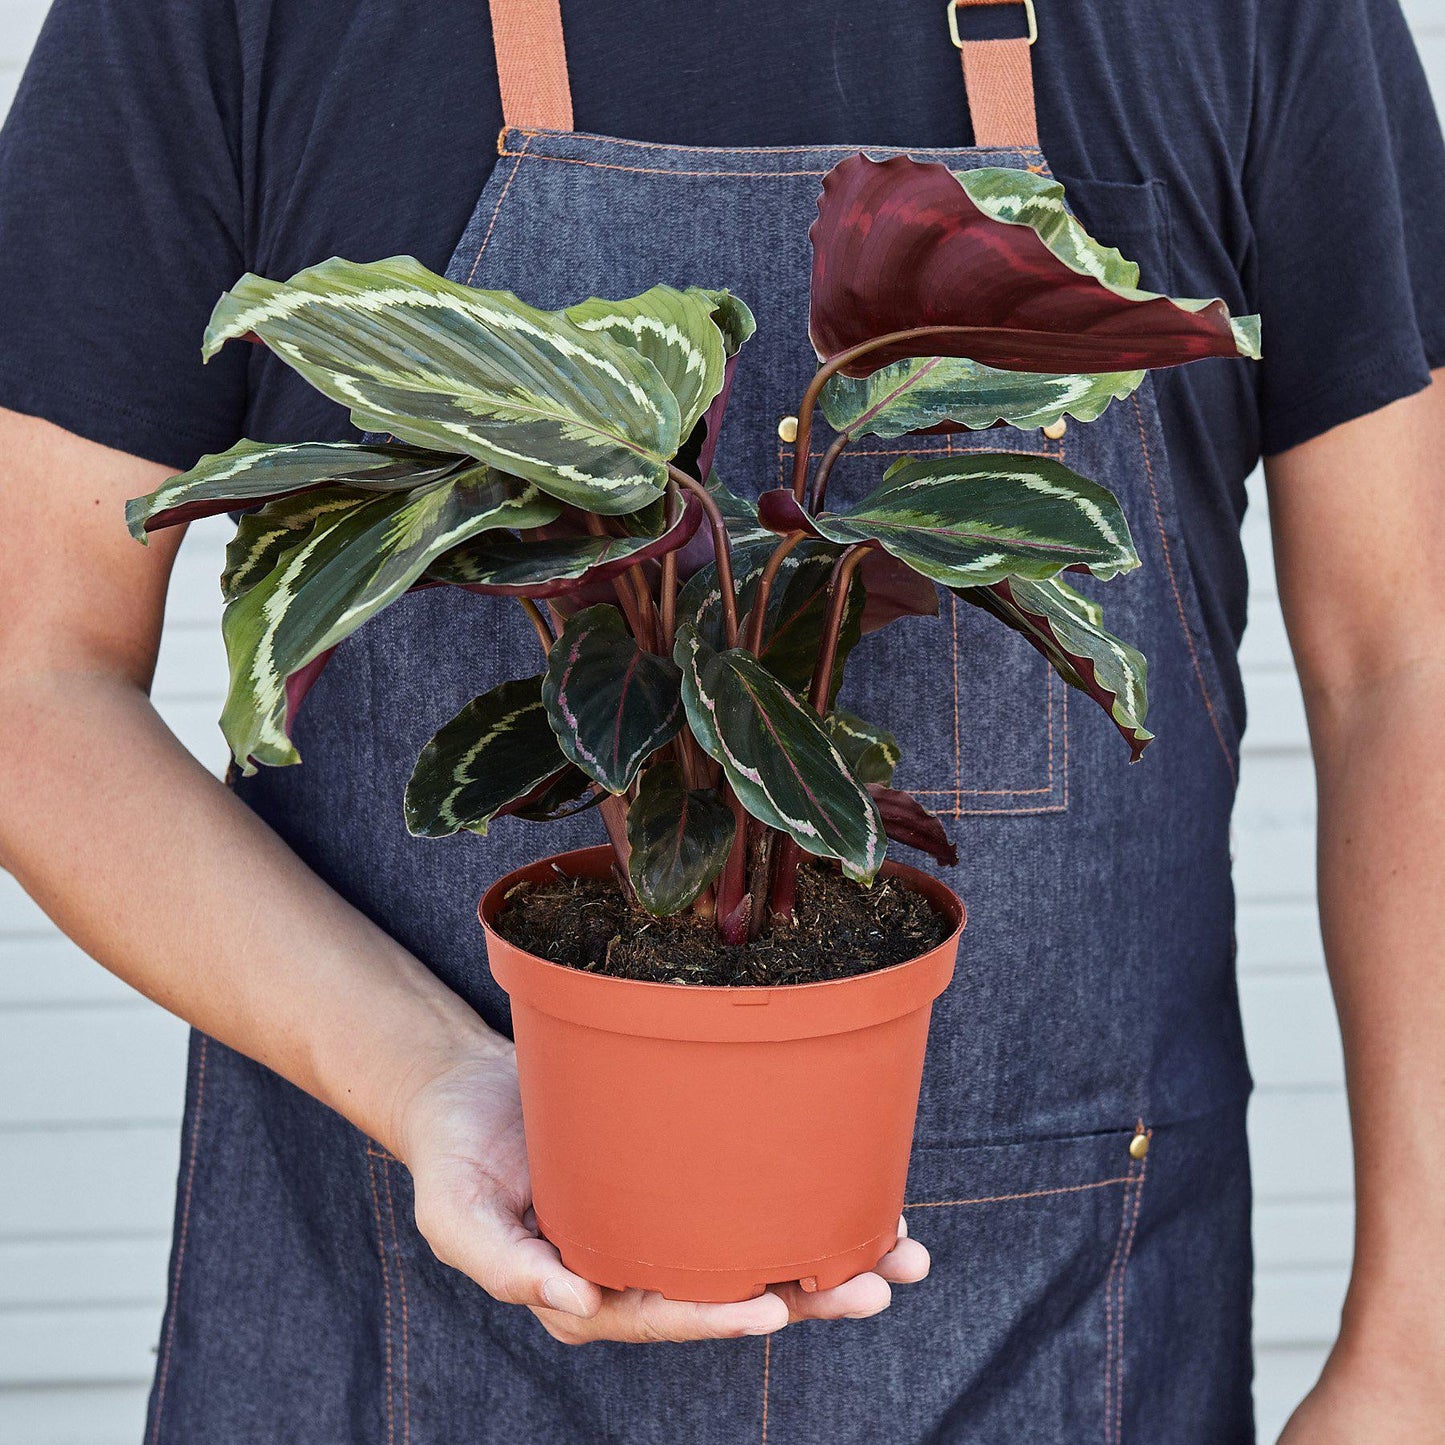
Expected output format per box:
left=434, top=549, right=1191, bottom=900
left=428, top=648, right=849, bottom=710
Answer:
left=480, top=845, right=964, bottom=1042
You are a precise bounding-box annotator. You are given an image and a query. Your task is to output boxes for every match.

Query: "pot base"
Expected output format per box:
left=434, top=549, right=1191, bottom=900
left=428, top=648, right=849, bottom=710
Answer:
left=538, top=1216, right=900, bottom=1303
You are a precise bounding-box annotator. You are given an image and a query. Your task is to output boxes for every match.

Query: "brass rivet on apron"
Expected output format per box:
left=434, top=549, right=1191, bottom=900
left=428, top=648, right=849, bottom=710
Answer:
left=1043, top=418, right=1068, bottom=441
left=777, top=415, right=799, bottom=443
left=1129, top=1131, right=1150, bottom=1161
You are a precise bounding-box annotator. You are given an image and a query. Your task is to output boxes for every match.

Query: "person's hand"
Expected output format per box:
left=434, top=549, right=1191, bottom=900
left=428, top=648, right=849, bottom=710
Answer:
left=396, top=1038, right=932, bottom=1344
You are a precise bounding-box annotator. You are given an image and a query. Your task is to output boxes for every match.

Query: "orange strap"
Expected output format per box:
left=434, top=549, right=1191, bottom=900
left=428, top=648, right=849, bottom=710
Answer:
left=487, top=0, right=1040, bottom=149
left=949, top=1, right=1041, bottom=150
left=489, top=0, right=573, bottom=132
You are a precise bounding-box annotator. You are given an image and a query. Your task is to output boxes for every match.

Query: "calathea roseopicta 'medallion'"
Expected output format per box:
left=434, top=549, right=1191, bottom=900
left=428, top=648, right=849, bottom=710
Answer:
left=127, top=154, right=1261, bottom=946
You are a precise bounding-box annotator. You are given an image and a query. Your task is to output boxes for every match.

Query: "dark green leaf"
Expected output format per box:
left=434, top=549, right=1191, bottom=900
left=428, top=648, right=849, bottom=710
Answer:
left=675, top=624, right=884, bottom=881
left=543, top=605, right=683, bottom=793
left=811, top=454, right=1139, bottom=587
left=825, top=711, right=901, bottom=786
left=958, top=574, right=1153, bottom=760
left=405, top=676, right=569, bottom=837
left=625, top=761, right=735, bottom=915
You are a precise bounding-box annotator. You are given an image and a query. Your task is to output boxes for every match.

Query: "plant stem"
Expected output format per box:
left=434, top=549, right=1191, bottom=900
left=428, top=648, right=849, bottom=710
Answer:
left=667, top=464, right=739, bottom=650
left=808, top=544, right=871, bottom=712
left=808, top=429, right=853, bottom=512
left=743, top=530, right=808, bottom=655
left=767, top=836, right=801, bottom=925
left=584, top=514, right=647, bottom=641
left=658, top=482, right=680, bottom=657
left=790, top=324, right=980, bottom=502
left=518, top=598, right=555, bottom=656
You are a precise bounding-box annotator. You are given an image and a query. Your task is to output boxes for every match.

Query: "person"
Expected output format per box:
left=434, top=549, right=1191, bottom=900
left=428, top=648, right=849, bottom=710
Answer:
left=1, top=0, right=1442, bottom=1439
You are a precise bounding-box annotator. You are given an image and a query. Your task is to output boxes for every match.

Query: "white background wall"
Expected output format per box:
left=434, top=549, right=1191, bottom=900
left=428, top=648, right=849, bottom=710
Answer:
left=1, top=4, right=1443, bottom=1441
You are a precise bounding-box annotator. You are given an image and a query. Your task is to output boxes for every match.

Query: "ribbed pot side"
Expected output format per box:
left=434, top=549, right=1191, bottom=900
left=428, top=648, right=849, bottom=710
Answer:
left=481, top=846, right=964, bottom=1303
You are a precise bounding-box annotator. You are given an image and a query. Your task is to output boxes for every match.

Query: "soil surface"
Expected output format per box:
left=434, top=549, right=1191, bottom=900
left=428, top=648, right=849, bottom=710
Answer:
left=495, top=861, right=952, bottom=986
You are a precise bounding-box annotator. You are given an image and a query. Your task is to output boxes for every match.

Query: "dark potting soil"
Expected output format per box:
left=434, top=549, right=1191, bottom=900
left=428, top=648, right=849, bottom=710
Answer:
left=494, top=861, right=952, bottom=986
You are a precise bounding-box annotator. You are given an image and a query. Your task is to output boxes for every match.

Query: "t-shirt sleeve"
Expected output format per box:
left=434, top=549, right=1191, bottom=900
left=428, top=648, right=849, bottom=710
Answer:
left=0, top=0, right=248, bottom=470
left=1247, top=0, right=1445, bottom=456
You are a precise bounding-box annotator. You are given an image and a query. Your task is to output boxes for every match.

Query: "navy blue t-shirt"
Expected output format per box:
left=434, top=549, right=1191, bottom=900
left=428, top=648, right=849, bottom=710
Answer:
left=0, top=0, right=1442, bottom=723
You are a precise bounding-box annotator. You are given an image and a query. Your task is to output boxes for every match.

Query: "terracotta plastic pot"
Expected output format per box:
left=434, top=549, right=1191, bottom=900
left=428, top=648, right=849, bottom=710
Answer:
left=481, top=845, right=964, bottom=1303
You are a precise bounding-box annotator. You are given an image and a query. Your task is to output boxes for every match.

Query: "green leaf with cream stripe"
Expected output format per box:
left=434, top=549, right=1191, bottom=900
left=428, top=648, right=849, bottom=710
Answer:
left=221, top=465, right=560, bottom=772
left=404, top=676, right=570, bottom=838
left=675, top=624, right=884, bottom=881
left=808, top=454, right=1139, bottom=588
left=222, top=488, right=370, bottom=602
left=204, top=256, right=684, bottom=515
left=824, top=711, right=900, bottom=786
left=820, top=357, right=1145, bottom=439
left=564, top=286, right=729, bottom=439
left=542, top=605, right=683, bottom=793
left=126, top=439, right=464, bottom=540
left=957, top=574, right=1153, bottom=761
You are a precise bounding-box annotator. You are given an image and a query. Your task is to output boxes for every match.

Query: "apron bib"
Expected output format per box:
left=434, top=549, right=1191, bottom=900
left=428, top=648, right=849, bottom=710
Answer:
left=148, top=4, right=1256, bottom=1439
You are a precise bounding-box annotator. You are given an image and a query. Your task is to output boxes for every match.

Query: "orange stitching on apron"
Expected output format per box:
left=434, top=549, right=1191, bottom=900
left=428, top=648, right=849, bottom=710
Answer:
left=508, top=126, right=1044, bottom=161
left=466, top=132, right=533, bottom=285
left=1111, top=1133, right=1150, bottom=1444
left=380, top=1160, right=412, bottom=1444
left=367, top=1151, right=397, bottom=1445
left=905, top=1173, right=1132, bottom=1209
left=1132, top=394, right=1236, bottom=782
left=1102, top=1160, right=1133, bottom=1438
left=760, top=1333, right=773, bottom=1443
left=149, top=1036, right=208, bottom=1445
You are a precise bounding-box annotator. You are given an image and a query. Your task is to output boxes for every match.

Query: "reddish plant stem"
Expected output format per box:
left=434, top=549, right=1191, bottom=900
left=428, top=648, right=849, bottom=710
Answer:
left=584, top=514, right=646, bottom=641
left=766, top=544, right=872, bottom=925
left=790, top=325, right=979, bottom=503
left=808, top=429, right=854, bottom=512
left=743, top=530, right=809, bottom=656
left=714, top=790, right=751, bottom=941
left=745, top=821, right=774, bottom=943
left=598, top=793, right=634, bottom=896
left=667, top=464, right=739, bottom=650
left=808, top=544, right=872, bottom=712
left=517, top=598, right=555, bottom=656
left=658, top=482, right=681, bottom=657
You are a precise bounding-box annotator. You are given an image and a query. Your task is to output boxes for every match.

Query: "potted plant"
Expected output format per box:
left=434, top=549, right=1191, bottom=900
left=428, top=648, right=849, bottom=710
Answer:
left=127, top=155, right=1259, bottom=1303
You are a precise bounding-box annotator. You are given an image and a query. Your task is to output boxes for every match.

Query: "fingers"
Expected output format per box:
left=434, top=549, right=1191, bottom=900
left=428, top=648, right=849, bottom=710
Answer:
left=770, top=1270, right=893, bottom=1322
left=417, top=1194, right=603, bottom=1319
left=534, top=1288, right=789, bottom=1346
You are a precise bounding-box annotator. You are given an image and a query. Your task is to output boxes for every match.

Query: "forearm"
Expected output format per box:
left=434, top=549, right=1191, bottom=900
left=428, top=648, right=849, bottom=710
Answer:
left=1310, top=660, right=1445, bottom=1363
left=0, top=667, right=500, bottom=1156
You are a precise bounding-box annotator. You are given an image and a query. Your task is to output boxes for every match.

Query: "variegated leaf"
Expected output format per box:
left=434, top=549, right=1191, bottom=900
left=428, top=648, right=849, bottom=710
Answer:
left=867, top=785, right=957, bottom=867
left=958, top=574, right=1153, bottom=760
left=222, top=465, right=559, bottom=771
left=674, top=624, right=884, bottom=881
left=542, top=605, right=683, bottom=793
left=505, top=764, right=602, bottom=822
left=820, top=356, right=1145, bottom=439
left=810, top=155, right=1261, bottom=375
left=425, top=495, right=700, bottom=597
left=565, top=285, right=729, bottom=439
left=405, top=676, right=569, bottom=838
left=808, top=454, right=1139, bottom=587
left=825, top=711, right=900, bottom=786
left=625, top=761, right=735, bottom=915
left=222, top=487, right=368, bottom=602
left=744, top=543, right=863, bottom=699
left=204, top=256, right=683, bottom=515
left=126, top=439, right=463, bottom=540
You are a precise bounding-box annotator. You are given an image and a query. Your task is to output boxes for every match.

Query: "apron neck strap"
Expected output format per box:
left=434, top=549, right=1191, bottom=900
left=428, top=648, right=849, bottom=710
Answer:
left=487, top=0, right=1041, bottom=150
left=489, top=0, right=574, bottom=131
left=948, top=0, right=1041, bottom=149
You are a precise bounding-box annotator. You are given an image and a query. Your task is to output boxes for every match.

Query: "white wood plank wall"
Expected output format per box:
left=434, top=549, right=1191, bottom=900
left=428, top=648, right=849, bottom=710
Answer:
left=2, top=3, right=1443, bottom=1440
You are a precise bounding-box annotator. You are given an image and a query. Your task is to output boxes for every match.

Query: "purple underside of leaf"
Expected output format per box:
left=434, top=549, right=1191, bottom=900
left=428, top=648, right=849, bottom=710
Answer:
left=867, top=785, right=958, bottom=867
left=857, top=550, right=940, bottom=633
left=757, top=489, right=824, bottom=537
left=692, top=351, right=739, bottom=482
left=283, top=645, right=338, bottom=732
left=809, top=153, right=1250, bottom=377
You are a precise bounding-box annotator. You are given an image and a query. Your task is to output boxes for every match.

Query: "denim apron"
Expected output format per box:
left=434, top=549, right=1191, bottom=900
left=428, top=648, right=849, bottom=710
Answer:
left=147, top=3, right=1257, bottom=1440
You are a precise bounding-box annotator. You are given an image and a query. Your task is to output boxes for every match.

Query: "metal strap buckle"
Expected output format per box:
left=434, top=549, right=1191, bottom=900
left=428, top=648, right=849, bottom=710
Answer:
left=947, top=0, right=1038, bottom=48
